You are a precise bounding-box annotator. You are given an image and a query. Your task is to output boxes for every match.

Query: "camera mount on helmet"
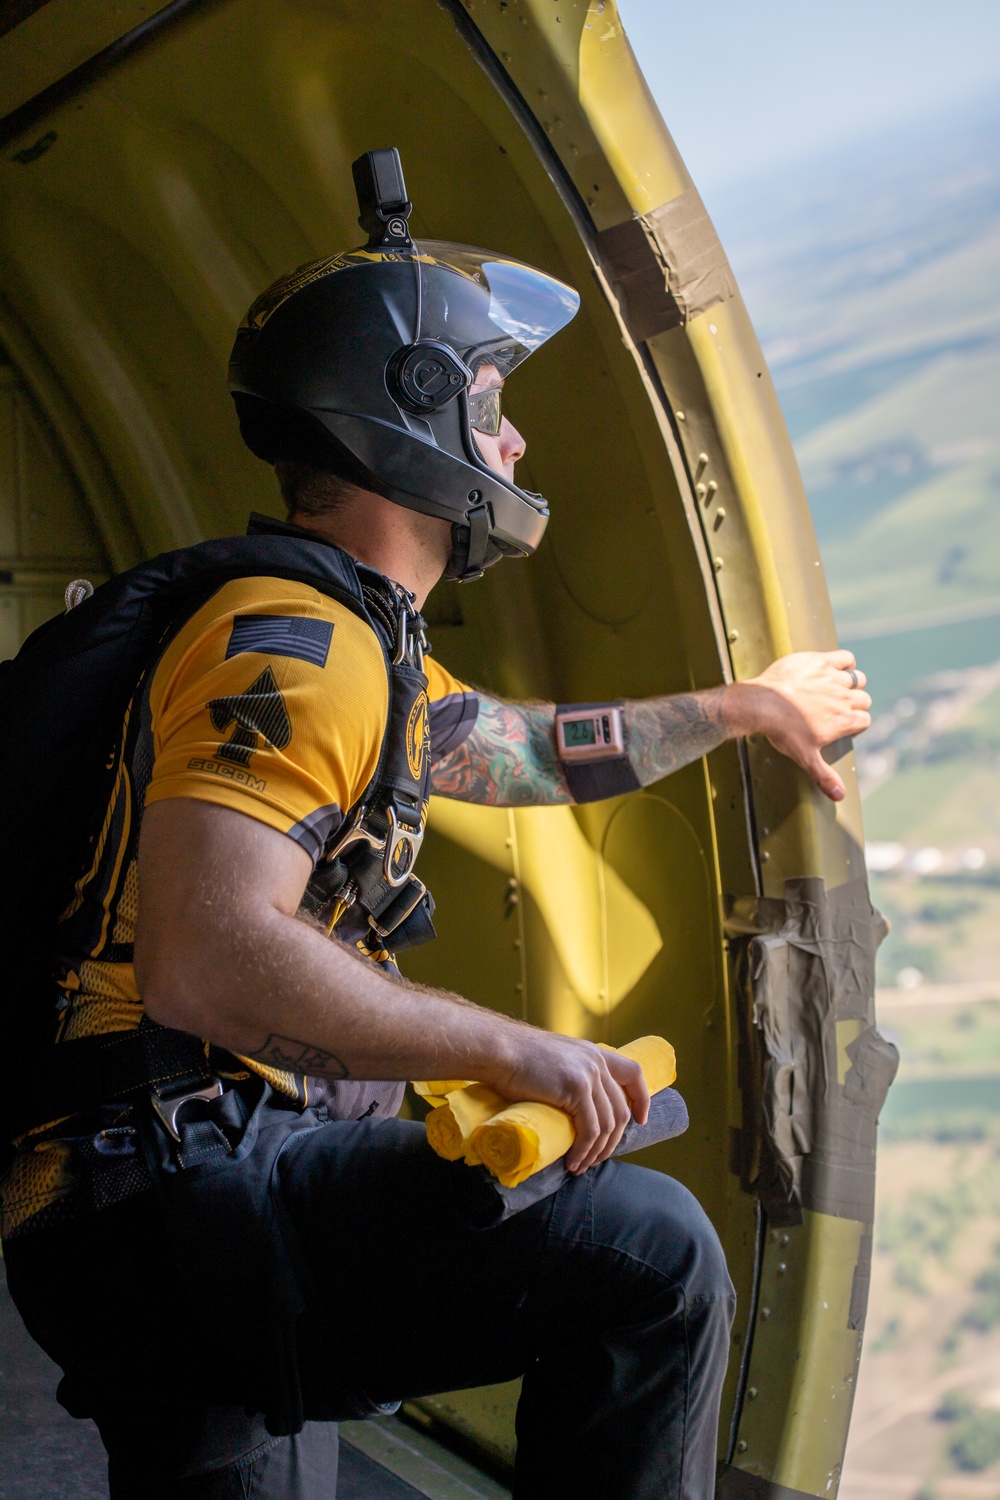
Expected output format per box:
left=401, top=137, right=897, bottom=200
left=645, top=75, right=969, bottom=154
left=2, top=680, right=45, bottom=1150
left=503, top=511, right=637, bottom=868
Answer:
left=229, top=147, right=580, bottom=581
left=352, top=148, right=414, bottom=251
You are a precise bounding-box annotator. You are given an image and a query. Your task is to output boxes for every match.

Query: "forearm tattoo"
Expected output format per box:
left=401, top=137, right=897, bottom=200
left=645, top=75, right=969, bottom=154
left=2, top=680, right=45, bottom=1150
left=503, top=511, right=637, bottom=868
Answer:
left=624, top=687, right=729, bottom=785
left=431, top=686, right=731, bottom=806
left=431, top=696, right=572, bottom=806
left=247, top=1033, right=350, bottom=1079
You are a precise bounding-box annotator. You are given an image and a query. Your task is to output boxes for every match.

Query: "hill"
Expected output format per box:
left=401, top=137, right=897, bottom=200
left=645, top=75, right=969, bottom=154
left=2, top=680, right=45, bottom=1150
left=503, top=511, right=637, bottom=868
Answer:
left=714, top=92, right=1000, bottom=715
left=711, top=94, right=1000, bottom=1500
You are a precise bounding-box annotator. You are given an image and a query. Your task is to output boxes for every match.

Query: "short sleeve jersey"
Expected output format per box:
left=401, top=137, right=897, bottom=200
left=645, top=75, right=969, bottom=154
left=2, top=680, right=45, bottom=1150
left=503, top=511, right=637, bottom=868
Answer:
left=148, top=575, right=474, bottom=859
left=0, top=574, right=479, bottom=1240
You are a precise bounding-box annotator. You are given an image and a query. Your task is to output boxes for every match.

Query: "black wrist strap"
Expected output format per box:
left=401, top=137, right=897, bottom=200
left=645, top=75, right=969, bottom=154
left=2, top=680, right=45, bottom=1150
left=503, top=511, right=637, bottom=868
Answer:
left=555, top=702, right=641, bottom=803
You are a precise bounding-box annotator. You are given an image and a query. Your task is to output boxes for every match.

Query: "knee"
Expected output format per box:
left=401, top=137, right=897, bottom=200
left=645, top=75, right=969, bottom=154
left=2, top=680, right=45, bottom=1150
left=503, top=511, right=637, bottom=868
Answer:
left=592, top=1163, right=735, bottom=1303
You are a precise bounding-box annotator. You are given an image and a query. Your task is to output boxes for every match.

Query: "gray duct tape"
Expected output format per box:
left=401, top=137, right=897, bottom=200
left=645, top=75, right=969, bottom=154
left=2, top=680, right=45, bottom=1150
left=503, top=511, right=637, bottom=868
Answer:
left=729, top=876, right=898, bottom=1228
left=596, top=186, right=737, bottom=340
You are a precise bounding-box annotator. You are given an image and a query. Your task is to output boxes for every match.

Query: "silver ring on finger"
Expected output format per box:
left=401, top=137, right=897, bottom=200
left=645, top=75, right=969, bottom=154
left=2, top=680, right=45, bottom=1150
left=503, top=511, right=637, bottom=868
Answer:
left=846, top=668, right=859, bottom=690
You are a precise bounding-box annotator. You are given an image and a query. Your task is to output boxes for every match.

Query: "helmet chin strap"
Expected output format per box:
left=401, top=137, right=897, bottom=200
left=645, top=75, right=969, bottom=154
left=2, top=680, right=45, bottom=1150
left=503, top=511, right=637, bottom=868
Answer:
left=445, top=503, right=499, bottom=582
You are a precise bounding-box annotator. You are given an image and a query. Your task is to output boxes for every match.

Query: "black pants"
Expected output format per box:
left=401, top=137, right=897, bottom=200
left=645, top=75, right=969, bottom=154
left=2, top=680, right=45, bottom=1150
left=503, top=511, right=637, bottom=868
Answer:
left=5, top=1115, right=735, bottom=1499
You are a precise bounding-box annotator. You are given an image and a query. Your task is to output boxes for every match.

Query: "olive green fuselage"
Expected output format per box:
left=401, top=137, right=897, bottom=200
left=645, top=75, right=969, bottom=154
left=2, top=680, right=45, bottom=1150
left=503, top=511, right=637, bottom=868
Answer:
left=0, top=4, right=875, bottom=1493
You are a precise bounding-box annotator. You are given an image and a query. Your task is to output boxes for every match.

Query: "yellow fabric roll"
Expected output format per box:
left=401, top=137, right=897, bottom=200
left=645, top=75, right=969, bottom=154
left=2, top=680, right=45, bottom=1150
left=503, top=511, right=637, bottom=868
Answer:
left=412, top=1078, right=474, bottom=1109
left=472, top=1101, right=575, bottom=1187
left=424, top=1084, right=506, bottom=1166
left=421, top=1036, right=676, bottom=1185
left=473, top=1035, right=677, bottom=1188
left=612, top=1035, right=676, bottom=1094
left=424, top=1103, right=465, bottom=1160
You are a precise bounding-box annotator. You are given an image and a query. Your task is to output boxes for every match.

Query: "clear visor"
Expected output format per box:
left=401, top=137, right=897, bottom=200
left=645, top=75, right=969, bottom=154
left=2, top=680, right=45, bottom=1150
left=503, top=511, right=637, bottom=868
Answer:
left=414, top=242, right=580, bottom=379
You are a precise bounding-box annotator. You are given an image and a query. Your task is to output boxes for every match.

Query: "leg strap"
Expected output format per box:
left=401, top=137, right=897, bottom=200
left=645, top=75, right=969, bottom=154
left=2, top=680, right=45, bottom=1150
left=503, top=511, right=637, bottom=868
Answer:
left=11, top=1021, right=212, bottom=1137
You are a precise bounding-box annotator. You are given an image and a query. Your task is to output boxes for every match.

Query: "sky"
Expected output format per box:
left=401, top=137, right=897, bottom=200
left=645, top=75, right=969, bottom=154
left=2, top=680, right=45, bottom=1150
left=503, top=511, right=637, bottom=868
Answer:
left=616, top=0, right=1000, bottom=196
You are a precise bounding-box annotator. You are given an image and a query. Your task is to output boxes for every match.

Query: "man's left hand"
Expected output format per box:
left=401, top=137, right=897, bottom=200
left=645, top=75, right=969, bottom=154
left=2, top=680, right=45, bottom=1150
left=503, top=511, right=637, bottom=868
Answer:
left=725, top=649, right=872, bottom=801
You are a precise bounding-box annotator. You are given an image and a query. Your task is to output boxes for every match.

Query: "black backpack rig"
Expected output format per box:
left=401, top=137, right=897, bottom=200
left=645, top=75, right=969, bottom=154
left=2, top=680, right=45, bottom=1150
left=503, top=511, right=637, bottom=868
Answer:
left=0, top=515, right=435, bottom=1160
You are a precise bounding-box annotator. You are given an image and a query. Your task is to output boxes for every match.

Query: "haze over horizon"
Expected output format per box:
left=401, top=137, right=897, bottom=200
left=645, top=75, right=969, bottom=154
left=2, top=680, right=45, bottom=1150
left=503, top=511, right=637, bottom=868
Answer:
left=617, top=0, right=1000, bottom=199
left=618, top=10, right=1000, bottom=1494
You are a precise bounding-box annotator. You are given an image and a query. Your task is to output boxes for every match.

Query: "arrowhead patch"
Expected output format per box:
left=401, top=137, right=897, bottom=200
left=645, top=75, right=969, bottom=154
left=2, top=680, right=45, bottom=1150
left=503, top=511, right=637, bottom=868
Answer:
left=209, top=666, right=292, bottom=766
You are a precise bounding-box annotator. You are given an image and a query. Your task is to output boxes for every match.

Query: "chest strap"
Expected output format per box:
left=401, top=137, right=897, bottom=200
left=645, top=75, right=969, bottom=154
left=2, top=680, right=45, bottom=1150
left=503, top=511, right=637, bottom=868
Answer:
left=301, top=583, right=437, bottom=953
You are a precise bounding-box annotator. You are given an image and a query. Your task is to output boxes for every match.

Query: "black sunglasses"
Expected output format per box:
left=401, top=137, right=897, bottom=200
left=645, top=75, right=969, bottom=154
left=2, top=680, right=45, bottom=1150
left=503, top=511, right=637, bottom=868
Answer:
left=467, top=386, right=503, bottom=436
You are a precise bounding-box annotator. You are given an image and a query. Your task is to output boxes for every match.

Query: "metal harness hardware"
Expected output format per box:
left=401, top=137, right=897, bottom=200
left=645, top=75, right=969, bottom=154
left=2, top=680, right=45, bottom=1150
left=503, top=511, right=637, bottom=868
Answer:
left=150, top=1077, right=224, bottom=1142
left=4, top=525, right=443, bottom=1150
left=303, top=580, right=435, bottom=951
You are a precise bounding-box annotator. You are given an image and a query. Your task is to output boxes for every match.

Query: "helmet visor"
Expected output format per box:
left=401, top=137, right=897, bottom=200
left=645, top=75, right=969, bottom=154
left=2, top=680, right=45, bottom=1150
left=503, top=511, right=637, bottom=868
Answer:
left=414, top=243, right=580, bottom=379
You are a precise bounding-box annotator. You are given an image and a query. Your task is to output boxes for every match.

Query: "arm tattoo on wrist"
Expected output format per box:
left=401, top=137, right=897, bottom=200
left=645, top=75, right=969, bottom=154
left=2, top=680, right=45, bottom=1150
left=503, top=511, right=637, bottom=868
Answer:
left=431, top=688, right=730, bottom=805
left=431, top=696, right=572, bottom=806
left=625, top=687, right=729, bottom=786
left=248, top=1033, right=350, bottom=1079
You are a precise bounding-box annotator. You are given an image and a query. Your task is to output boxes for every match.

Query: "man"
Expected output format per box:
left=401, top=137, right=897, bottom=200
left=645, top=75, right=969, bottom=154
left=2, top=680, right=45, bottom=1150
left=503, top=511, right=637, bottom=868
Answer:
left=2, top=152, right=870, bottom=1499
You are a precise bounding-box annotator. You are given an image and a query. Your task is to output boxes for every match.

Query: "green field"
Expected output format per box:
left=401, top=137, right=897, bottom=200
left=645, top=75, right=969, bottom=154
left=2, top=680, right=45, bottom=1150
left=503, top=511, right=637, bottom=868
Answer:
left=713, top=95, right=1000, bottom=1498
left=717, top=98, right=1000, bottom=995
left=822, top=456, right=1000, bottom=631
left=721, top=94, right=1000, bottom=670
left=842, top=617, right=1000, bottom=717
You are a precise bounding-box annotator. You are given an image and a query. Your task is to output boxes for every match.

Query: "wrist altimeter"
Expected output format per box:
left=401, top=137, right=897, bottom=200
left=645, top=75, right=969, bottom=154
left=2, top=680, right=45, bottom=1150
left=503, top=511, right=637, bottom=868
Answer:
left=554, top=704, right=641, bottom=803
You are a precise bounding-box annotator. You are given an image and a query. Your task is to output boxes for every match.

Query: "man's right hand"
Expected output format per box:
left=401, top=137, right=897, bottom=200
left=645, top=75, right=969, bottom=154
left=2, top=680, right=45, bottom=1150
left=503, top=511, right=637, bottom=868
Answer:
left=136, top=799, right=647, bottom=1178
left=487, top=1033, right=650, bottom=1174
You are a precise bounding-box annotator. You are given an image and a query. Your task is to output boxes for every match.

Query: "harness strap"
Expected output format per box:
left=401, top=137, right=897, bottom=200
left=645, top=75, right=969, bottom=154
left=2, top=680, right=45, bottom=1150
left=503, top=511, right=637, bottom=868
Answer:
left=12, top=1020, right=211, bottom=1138
left=12, top=525, right=436, bottom=1143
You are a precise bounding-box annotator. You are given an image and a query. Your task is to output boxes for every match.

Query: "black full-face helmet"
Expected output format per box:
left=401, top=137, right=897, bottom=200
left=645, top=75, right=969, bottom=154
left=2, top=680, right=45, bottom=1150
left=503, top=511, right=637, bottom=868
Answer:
left=228, top=149, right=580, bottom=580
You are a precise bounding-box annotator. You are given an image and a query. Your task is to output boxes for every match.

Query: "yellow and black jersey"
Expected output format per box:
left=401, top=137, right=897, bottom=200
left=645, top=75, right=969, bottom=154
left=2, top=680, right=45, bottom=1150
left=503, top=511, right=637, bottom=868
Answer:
left=1, top=575, right=477, bottom=1239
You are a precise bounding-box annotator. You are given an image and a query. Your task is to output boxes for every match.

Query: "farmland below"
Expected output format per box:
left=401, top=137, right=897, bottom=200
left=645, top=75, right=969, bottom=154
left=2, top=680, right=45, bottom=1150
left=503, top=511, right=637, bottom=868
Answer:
left=714, top=91, right=1000, bottom=1500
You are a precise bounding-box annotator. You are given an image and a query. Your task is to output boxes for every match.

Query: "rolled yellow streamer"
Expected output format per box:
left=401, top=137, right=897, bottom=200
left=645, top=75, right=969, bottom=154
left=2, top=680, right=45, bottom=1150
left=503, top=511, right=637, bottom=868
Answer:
left=446, top=1084, right=506, bottom=1165
left=473, top=1035, right=677, bottom=1188
left=612, top=1035, right=676, bottom=1094
left=424, top=1104, right=465, bottom=1159
left=473, top=1102, right=574, bottom=1187
left=422, top=1084, right=504, bottom=1161
left=412, top=1078, right=474, bottom=1109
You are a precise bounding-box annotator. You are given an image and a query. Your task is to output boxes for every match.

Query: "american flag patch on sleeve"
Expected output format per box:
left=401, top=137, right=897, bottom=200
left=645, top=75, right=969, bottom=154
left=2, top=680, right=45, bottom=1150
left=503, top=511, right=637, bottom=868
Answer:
left=225, top=614, right=334, bottom=668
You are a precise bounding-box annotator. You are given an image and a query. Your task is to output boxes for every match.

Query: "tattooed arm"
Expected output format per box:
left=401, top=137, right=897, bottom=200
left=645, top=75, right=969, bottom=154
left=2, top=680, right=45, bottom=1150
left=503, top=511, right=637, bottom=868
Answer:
left=430, top=691, right=730, bottom=805
left=136, top=797, right=649, bottom=1171
left=432, top=649, right=873, bottom=806
left=431, top=697, right=573, bottom=806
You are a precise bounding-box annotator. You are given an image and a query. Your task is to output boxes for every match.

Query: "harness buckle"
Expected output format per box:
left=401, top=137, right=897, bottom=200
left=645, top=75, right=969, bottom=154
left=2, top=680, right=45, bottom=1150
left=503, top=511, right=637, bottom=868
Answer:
left=370, top=876, right=429, bottom=940
left=324, top=807, right=384, bottom=865
left=150, top=1077, right=224, bottom=1142
left=383, top=805, right=423, bottom=887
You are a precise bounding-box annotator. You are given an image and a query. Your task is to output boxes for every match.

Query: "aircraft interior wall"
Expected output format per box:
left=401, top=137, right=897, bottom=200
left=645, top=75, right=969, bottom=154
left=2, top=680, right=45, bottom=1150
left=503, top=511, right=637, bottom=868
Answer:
left=0, top=2, right=882, bottom=1493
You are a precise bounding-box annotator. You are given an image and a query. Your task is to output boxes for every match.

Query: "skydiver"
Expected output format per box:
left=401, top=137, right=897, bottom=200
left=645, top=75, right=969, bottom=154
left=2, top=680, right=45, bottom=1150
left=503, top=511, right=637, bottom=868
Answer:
left=2, top=151, right=871, bottom=1500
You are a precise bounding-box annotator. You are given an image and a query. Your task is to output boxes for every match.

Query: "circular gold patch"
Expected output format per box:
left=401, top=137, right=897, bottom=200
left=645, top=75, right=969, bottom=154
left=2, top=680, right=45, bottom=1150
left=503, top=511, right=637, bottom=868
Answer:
left=405, top=692, right=430, bottom=780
